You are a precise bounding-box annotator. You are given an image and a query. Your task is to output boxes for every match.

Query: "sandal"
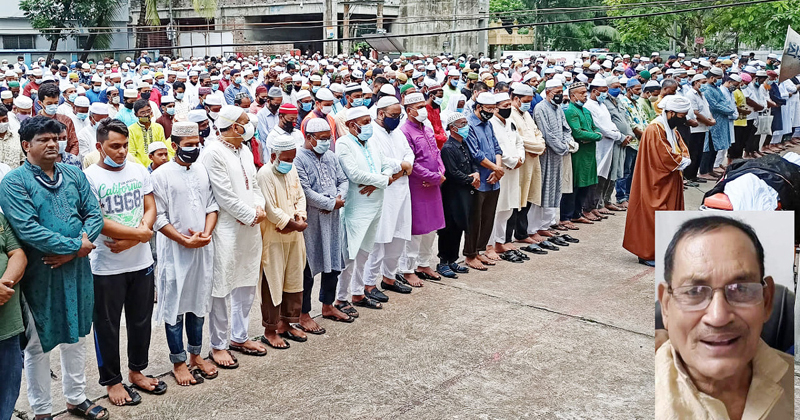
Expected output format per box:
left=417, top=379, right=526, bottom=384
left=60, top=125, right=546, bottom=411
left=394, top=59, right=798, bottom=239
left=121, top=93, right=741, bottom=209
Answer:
left=113, top=384, right=142, bottom=406
left=170, top=368, right=204, bottom=386
left=352, top=297, right=382, bottom=309
left=229, top=342, right=267, bottom=357
left=415, top=270, right=441, bottom=281
left=68, top=399, right=111, bottom=419
left=279, top=330, right=308, bottom=343
left=295, top=323, right=326, bottom=335
left=259, top=335, right=290, bottom=350
left=193, top=364, right=218, bottom=380
left=130, top=376, right=167, bottom=395
left=499, top=251, right=524, bottom=263
left=334, top=301, right=359, bottom=318
left=208, top=350, right=239, bottom=369
left=510, top=249, right=529, bottom=260
left=322, top=313, right=355, bottom=323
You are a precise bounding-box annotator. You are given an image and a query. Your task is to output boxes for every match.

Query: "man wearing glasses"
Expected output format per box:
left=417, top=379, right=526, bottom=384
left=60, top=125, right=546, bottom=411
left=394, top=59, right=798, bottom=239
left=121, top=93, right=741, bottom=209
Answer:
left=655, top=216, right=793, bottom=420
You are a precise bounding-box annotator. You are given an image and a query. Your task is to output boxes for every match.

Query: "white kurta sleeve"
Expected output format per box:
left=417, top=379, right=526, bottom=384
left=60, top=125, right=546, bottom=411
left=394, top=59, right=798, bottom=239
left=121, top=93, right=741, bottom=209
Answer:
left=337, top=140, right=390, bottom=189
left=204, top=150, right=257, bottom=225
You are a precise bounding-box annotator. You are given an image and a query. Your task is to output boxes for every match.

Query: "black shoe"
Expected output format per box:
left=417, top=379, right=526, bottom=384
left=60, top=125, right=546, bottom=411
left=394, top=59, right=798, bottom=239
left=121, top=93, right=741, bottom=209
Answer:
left=499, top=251, right=524, bottom=263
left=365, top=287, right=389, bottom=302
left=381, top=279, right=412, bottom=294
left=449, top=262, right=469, bottom=273
left=538, top=240, right=559, bottom=251
left=520, top=244, right=547, bottom=255
left=352, top=297, right=383, bottom=309
left=550, top=237, right=569, bottom=247
left=684, top=181, right=699, bottom=187
left=511, top=249, right=530, bottom=260
left=436, top=263, right=458, bottom=279
left=395, top=273, right=409, bottom=285
left=561, top=234, right=579, bottom=243
left=692, top=177, right=708, bottom=183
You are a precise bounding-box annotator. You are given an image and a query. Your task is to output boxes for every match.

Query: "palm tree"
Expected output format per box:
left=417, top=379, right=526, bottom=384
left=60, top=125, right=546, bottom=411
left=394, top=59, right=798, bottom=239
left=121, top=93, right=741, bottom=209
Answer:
left=135, top=0, right=217, bottom=50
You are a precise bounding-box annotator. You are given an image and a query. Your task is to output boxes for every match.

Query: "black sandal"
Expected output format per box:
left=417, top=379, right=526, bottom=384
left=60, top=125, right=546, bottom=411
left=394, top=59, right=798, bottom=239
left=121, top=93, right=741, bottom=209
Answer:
left=279, top=330, right=308, bottom=343
left=208, top=350, right=239, bottom=369
left=511, top=249, right=529, bottom=260
left=193, top=364, right=218, bottom=380
left=415, top=270, right=441, bottom=281
left=334, top=301, right=359, bottom=318
left=130, top=376, right=167, bottom=395
left=259, top=335, right=290, bottom=350
left=229, top=342, right=267, bottom=356
left=171, top=368, right=204, bottom=386
left=499, top=251, right=524, bottom=263
left=352, top=297, right=382, bottom=309
left=111, top=384, right=142, bottom=406
left=67, top=399, right=110, bottom=419
left=295, top=322, right=327, bottom=335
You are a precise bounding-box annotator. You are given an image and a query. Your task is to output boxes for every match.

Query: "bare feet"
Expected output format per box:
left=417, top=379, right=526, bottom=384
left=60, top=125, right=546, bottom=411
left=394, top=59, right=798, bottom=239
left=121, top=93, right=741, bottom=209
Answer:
left=277, top=321, right=307, bottom=341
left=211, top=348, right=236, bottom=367
left=465, top=256, right=486, bottom=270
left=262, top=330, right=289, bottom=349
left=321, top=303, right=351, bottom=321
left=404, top=272, right=424, bottom=287
left=530, top=233, right=547, bottom=243
left=172, top=362, right=197, bottom=386
left=516, top=236, right=535, bottom=244
left=107, top=383, right=133, bottom=406
left=483, top=246, right=501, bottom=261
left=495, top=242, right=516, bottom=252
left=231, top=338, right=267, bottom=354
left=129, top=370, right=159, bottom=393
left=536, top=229, right=554, bottom=238
left=476, top=254, right=495, bottom=265
left=189, top=353, right=217, bottom=378
left=298, top=313, right=324, bottom=334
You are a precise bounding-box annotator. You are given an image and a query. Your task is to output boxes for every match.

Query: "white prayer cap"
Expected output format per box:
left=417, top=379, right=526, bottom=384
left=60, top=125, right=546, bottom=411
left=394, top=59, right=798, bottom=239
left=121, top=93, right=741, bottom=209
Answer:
left=89, top=102, right=108, bottom=115
left=291, top=73, right=301, bottom=82
left=188, top=70, right=199, bottom=76
left=187, top=109, right=208, bottom=123
left=404, top=92, right=425, bottom=105
left=91, top=74, right=103, bottom=83
left=728, top=73, right=742, bottom=82
left=315, top=87, right=335, bottom=101
left=577, top=74, right=589, bottom=83
left=361, top=82, right=371, bottom=94
left=476, top=92, right=496, bottom=105
left=691, top=74, right=707, bottom=83
left=523, top=72, right=539, bottom=82
left=605, top=76, right=619, bottom=86
left=148, top=141, right=167, bottom=154
left=74, top=96, right=90, bottom=107
left=215, top=105, right=244, bottom=129
left=329, top=83, right=345, bottom=93
left=377, top=96, right=399, bottom=108
left=545, top=79, right=562, bottom=89
left=272, top=134, right=296, bottom=152
left=138, top=82, right=151, bottom=89
left=661, top=95, right=692, bottom=113
left=204, top=94, right=223, bottom=106
left=172, top=122, right=198, bottom=137
left=709, top=67, right=723, bottom=76
left=589, top=77, right=607, bottom=87
left=644, top=80, right=661, bottom=89
left=755, top=70, right=768, bottom=77
left=296, top=90, right=312, bottom=101
left=13, top=95, right=32, bottom=109
left=446, top=111, right=466, bottom=128
left=344, top=82, right=361, bottom=93
left=345, top=106, right=370, bottom=121
left=493, top=92, right=510, bottom=102
left=512, top=83, right=533, bottom=96
left=309, top=74, right=321, bottom=82
left=447, top=69, right=461, bottom=77
left=306, top=117, right=331, bottom=133
left=76, top=86, right=86, bottom=94
left=379, top=84, right=396, bottom=96
left=161, top=95, right=175, bottom=104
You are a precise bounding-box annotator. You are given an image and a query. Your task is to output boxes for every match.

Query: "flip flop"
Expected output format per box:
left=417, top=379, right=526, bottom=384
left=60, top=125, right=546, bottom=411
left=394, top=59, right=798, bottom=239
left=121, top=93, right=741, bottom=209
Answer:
left=260, top=335, right=290, bottom=350
left=334, top=301, right=359, bottom=318
left=130, top=376, right=167, bottom=395
left=229, top=342, right=267, bottom=357
left=294, top=323, right=326, bottom=335
left=67, top=399, right=111, bottom=420
left=193, top=364, right=218, bottom=380
left=170, top=369, right=204, bottom=386
left=207, top=350, right=239, bottom=369
left=279, top=330, right=308, bottom=343
left=322, top=314, right=355, bottom=323
left=115, top=384, right=142, bottom=406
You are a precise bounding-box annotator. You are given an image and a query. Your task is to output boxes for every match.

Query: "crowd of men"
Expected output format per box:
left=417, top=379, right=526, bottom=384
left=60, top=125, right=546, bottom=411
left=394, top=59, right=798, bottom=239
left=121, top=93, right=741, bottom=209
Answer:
left=0, top=48, right=797, bottom=420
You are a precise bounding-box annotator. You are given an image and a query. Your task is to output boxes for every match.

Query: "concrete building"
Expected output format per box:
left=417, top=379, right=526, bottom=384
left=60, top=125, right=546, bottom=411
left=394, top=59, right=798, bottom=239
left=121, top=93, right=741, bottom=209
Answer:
left=0, top=1, right=131, bottom=64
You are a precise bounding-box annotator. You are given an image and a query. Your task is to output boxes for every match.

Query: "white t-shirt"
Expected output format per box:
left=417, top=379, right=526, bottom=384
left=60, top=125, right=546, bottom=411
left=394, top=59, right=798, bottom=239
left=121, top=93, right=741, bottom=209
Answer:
left=85, top=162, right=155, bottom=275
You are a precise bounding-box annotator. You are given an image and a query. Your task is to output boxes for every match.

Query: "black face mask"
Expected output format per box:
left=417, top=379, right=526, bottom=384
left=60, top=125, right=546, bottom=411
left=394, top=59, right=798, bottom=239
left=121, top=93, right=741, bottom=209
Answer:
left=294, top=85, right=301, bottom=92
left=552, top=94, right=564, bottom=104
left=668, top=116, right=687, bottom=128
left=199, top=127, right=211, bottom=138
left=176, top=146, right=201, bottom=163
left=258, top=97, right=268, bottom=106
left=281, top=121, right=294, bottom=133
left=479, top=109, right=494, bottom=121
left=268, top=102, right=280, bottom=113
left=141, top=92, right=151, bottom=101
left=498, top=108, right=512, bottom=119
left=124, top=101, right=134, bottom=110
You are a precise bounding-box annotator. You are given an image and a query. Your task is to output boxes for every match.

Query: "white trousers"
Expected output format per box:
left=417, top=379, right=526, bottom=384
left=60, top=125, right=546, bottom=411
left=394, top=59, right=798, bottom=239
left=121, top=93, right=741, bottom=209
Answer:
left=337, top=248, right=370, bottom=301
left=527, top=205, right=558, bottom=233
left=492, top=209, right=514, bottom=245
left=402, top=232, right=436, bottom=273
left=208, top=285, right=256, bottom=350
left=364, top=238, right=407, bottom=286
left=24, top=308, right=87, bottom=415
left=714, top=149, right=726, bottom=167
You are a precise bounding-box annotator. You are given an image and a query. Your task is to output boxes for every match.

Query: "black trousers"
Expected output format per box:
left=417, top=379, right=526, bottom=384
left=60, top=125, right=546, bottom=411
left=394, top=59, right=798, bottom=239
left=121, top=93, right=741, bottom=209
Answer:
left=728, top=125, right=749, bottom=159
left=745, top=120, right=760, bottom=153
left=505, top=203, right=531, bottom=243
left=93, top=264, right=155, bottom=386
left=463, top=189, right=500, bottom=258
left=683, top=132, right=706, bottom=180
left=302, top=263, right=339, bottom=313
left=560, top=186, right=591, bottom=221
left=438, top=222, right=464, bottom=265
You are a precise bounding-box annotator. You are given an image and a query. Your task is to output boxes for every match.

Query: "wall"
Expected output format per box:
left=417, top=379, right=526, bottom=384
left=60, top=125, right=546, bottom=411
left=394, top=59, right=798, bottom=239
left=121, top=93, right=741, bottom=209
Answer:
left=393, top=0, right=488, bottom=56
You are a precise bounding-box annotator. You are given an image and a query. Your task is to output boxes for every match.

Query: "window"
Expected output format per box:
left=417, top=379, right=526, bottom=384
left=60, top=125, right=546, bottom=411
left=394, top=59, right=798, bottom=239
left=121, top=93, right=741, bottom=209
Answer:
left=2, top=35, right=36, bottom=50
left=76, top=35, right=90, bottom=49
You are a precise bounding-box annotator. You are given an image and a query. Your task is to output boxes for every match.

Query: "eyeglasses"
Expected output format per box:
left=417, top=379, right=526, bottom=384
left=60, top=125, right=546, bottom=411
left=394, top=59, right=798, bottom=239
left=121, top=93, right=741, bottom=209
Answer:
left=668, top=280, right=766, bottom=311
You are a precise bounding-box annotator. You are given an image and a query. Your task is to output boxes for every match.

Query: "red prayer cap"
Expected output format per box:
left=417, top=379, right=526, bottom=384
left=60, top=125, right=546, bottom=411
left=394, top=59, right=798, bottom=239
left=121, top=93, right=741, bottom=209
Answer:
left=256, top=85, right=268, bottom=95
left=766, top=70, right=778, bottom=77
left=279, top=103, right=298, bottom=115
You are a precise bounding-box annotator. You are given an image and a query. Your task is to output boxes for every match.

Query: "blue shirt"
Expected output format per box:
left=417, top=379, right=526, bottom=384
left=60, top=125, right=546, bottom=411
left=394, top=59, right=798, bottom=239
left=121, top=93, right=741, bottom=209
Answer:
left=224, top=83, right=253, bottom=105
left=464, top=111, right=502, bottom=192
left=85, top=88, right=107, bottom=104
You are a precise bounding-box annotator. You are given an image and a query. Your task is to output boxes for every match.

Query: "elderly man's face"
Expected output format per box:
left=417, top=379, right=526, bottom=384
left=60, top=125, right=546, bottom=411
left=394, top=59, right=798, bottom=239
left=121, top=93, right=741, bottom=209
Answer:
left=659, top=226, right=773, bottom=383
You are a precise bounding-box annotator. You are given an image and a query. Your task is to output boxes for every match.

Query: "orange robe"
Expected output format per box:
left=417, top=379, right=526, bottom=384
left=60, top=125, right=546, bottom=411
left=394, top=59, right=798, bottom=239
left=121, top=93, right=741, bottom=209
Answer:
left=622, top=120, right=689, bottom=261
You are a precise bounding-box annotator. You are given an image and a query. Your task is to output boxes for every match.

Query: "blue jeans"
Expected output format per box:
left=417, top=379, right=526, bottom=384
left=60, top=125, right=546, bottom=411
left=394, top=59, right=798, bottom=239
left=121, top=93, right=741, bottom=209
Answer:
left=615, top=148, right=638, bottom=203
left=0, top=334, right=22, bottom=420
left=165, top=313, right=204, bottom=364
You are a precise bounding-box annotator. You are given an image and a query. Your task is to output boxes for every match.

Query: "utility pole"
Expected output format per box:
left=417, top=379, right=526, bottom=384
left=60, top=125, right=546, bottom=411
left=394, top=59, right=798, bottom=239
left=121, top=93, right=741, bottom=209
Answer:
left=343, top=1, right=350, bottom=54
left=324, top=0, right=338, bottom=56
left=377, top=0, right=384, bottom=31
left=449, top=0, right=458, bottom=54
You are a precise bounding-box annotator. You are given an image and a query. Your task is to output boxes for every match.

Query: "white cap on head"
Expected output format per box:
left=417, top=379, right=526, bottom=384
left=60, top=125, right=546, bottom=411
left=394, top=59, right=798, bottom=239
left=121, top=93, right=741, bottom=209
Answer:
left=446, top=111, right=466, bottom=128
left=345, top=106, right=370, bottom=121
left=204, top=94, right=223, bottom=106
left=296, top=90, right=312, bottom=101
left=272, top=134, right=296, bottom=152
left=148, top=141, right=167, bottom=154
left=74, top=96, right=90, bottom=107
left=512, top=83, right=534, bottom=96
left=0, top=91, right=11, bottom=100
left=404, top=92, right=425, bottom=105
left=661, top=95, right=692, bottom=113
left=377, top=96, right=399, bottom=108
left=728, top=73, right=742, bottom=82
left=14, top=96, right=32, bottom=109
left=691, top=74, right=707, bottom=83
left=589, top=77, right=607, bottom=87
left=306, top=118, right=331, bottom=133
left=89, top=102, right=108, bottom=115
left=315, top=87, right=335, bottom=101
left=215, top=105, right=244, bottom=129
left=161, top=95, right=175, bottom=104
left=493, top=92, right=510, bottom=102
left=187, top=109, right=207, bottom=123
left=172, top=121, right=199, bottom=137
left=545, top=79, right=562, bottom=89
left=476, top=92, right=496, bottom=105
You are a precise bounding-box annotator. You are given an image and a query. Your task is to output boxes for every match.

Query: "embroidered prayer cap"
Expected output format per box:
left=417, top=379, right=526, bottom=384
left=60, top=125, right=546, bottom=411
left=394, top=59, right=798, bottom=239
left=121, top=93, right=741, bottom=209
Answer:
left=568, top=81, right=586, bottom=92
left=345, top=106, right=370, bottom=121
left=172, top=121, right=198, bottom=137
left=709, top=67, right=724, bottom=76
left=272, top=134, right=296, bottom=152
left=0, top=91, right=11, bottom=100
left=306, top=117, right=331, bottom=133
left=626, top=78, right=641, bottom=88
left=691, top=74, right=707, bottom=83
left=728, top=74, right=742, bottom=82
left=344, top=83, right=361, bottom=93
left=148, top=141, right=167, bottom=154
left=446, top=111, right=466, bottom=128
left=404, top=92, right=425, bottom=105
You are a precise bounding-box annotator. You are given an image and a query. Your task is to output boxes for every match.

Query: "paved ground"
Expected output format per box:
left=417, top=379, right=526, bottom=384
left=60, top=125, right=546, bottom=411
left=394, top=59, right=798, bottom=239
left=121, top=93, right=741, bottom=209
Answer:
left=12, top=146, right=800, bottom=419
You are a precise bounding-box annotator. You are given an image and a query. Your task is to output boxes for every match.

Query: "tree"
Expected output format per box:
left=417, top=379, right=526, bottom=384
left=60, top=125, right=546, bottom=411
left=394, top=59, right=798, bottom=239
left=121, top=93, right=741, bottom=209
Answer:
left=136, top=0, right=217, bottom=50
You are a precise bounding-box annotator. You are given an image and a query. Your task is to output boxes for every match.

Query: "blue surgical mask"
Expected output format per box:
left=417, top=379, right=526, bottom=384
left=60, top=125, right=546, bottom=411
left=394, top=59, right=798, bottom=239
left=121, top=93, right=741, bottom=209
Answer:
left=608, top=88, right=621, bottom=98
left=312, top=138, right=331, bottom=154
left=301, top=102, right=313, bottom=112
left=235, top=77, right=243, bottom=85
left=157, top=79, right=165, bottom=85
left=433, top=97, right=443, bottom=106
left=76, top=112, right=88, bottom=120
left=103, top=154, right=126, bottom=168
left=93, top=86, right=101, bottom=93
left=456, top=125, right=470, bottom=139
left=703, top=70, right=709, bottom=76
left=363, top=98, right=371, bottom=107
left=45, top=104, right=58, bottom=115
left=114, top=82, right=121, bottom=89
left=715, top=79, right=723, bottom=87
left=573, top=100, right=585, bottom=107
left=631, top=94, right=641, bottom=101
left=312, top=86, right=320, bottom=93
left=166, top=107, right=175, bottom=115
left=176, top=92, right=184, bottom=100
left=450, top=79, right=458, bottom=87
left=68, top=93, right=78, bottom=103
left=212, top=83, right=219, bottom=91
left=456, top=107, right=464, bottom=113
left=275, top=160, right=293, bottom=174
left=679, top=79, right=688, bottom=86
left=597, top=92, right=608, bottom=103
left=351, top=97, right=363, bottom=107
left=656, top=75, right=663, bottom=82
left=356, top=123, right=373, bottom=141
left=520, top=101, right=531, bottom=112
left=142, top=69, right=150, bottom=75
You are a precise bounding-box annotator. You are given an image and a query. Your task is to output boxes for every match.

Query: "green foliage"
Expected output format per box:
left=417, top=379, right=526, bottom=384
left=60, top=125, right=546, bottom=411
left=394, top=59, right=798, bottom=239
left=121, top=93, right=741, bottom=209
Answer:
left=19, top=0, right=73, bottom=43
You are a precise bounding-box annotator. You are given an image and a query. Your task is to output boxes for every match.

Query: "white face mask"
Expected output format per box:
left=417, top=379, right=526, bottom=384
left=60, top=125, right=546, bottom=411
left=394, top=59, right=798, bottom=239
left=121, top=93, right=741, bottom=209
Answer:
left=414, top=107, right=428, bottom=123
left=111, top=96, right=120, bottom=104
left=0, top=122, right=8, bottom=133
left=321, top=105, right=332, bottom=115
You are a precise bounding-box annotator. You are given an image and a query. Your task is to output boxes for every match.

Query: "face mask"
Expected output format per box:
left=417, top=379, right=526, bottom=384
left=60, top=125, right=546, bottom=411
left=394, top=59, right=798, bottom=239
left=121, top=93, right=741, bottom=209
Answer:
left=235, top=77, right=243, bottom=85
left=356, top=123, right=373, bottom=141
left=728, top=85, right=738, bottom=92
left=58, top=140, right=67, bottom=154
left=0, top=122, right=8, bottom=133
left=608, top=88, right=621, bottom=98
left=433, top=97, right=443, bottom=107
left=383, top=115, right=401, bottom=132
left=17, top=113, right=31, bottom=123
left=83, top=72, right=91, bottom=77
left=486, top=80, right=495, bottom=88
left=223, top=74, right=231, bottom=80
left=456, top=125, right=470, bottom=139
left=237, top=122, right=255, bottom=140
left=714, top=79, right=723, bottom=87
left=519, top=101, right=531, bottom=112
left=176, top=146, right=200, bottom=163
left=199, top=127, right=211, bottom=138
left=312, top=86, right=320, bottom=93
left=275, top=160, right=293, bottom=174
left=300, top=101, right=313, bottom=112
left=703, top=70, right=709, bottom=77
left=667, top=116, right=687, bottom=128
left=77, top=112, right=88, bottom=121
left=157, top=79, right=165, bottom=86
left=363, top=98, right=371, bottom=107
left=479, top=109, right=494, bottom=121
left=93, top=86, right=102, bottom=93
left=656, top=75, right=664, bottom=82
left=35, top=78, right=43, bottom=84
left=498, top=108, right=512, bottom=119
left=552, top=93, right=564, bottom=104
left=321, top=105, right=332, bottom=115
left=679, top=79, right=688, bottom=86
left=141, top=92, right=151, bottom=101
left=176, top=92, right=184, bottom=100
left=351, top=97, right=363, bottom=107
left=597, top=92, right=608, bottom=103
left=450, top=79, right=458, bottom=88
left=312, top=138, right=331, bottom=154
left=44, top=104, right=58, bottom=115
left=293, top=84, right=300, bottom=91
left=68, top=93, right=78, bottom=103
left=138, top=116, right=150, bottom=125
left=766, top=80, right=774, bottom=86
left=414, top=107, right=428, bottom=122
left=166, top=107, right=175, bottom=116
left=281, top=121, right=295, bottom=133
left=142, top=69, right=150, bottom=75
left=631, top=94, right=641, bottom=101
left=103, top=153, right=126, bottom=168
left=573, top=100, right=584, bottom=107
left=388, top=79, right=395, bottom=85
left=211, top=84, right=219, bottom=91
